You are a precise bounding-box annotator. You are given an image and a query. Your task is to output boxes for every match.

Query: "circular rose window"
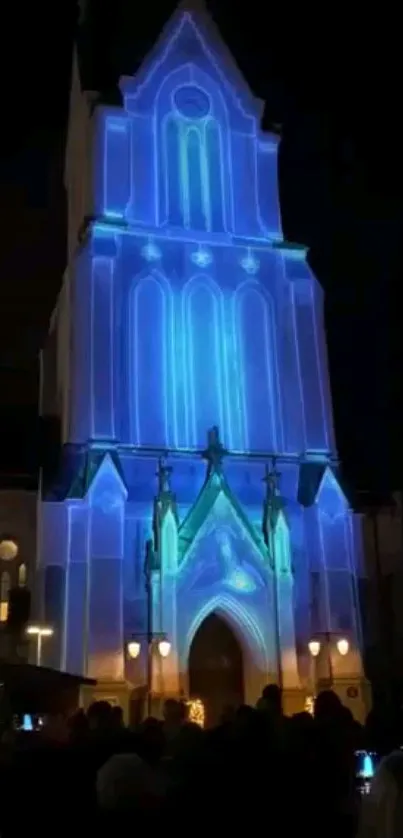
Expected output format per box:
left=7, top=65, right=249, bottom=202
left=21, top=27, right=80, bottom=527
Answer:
left=173, top=85, right=211, bottom=119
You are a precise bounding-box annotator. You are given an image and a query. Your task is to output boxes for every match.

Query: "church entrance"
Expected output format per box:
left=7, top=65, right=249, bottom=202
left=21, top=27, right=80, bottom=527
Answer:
left=188, top=612, right=244, bottom=728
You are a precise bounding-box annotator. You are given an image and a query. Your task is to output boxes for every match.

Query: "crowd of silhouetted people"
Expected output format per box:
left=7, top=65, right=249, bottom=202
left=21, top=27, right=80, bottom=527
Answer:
left=1, top=686, right=403, bottom=836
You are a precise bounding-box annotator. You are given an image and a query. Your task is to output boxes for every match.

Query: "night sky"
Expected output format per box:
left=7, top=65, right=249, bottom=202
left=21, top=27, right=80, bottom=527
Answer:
left=0, top=2, right=400, bottom=494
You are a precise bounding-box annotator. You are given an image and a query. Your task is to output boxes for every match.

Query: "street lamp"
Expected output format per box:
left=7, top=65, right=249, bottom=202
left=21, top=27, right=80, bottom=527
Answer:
left=26, top=625, right=53, bottom=666
left=126, top=634, right=171, bottom=716
left=127, top=640, right=141, bottom=660
left=308, top=633, right=350, bottom=695
left=308, top=639, right=321, bottom=658
left=158, top=639, right=171, bottom=658
left=127, top=637, right=171, bottom=660
left=336, top=637, right=349, bottom=657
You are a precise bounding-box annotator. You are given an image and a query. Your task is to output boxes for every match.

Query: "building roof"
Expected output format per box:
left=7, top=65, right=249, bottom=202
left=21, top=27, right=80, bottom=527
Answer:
left=0, top=661, right=96, bottom=714
left=0, top=660, right=95, bottom=687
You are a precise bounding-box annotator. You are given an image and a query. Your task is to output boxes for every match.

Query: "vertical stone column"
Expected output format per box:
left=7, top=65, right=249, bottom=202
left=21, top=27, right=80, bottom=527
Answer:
left=89, top=229, right=120, bottom=441
left=151, top=458, right=180, bottom=699
left=282, top=250, right=334, bottom=455
left=63, top=501, right=89, bottom=675
left=160, top=509, right=180, bottom=696
left=40, top=501, right=69, bottom=669
left=86, top=454, right=127, bottom=681
left=274, top=515, right=301, bottom=695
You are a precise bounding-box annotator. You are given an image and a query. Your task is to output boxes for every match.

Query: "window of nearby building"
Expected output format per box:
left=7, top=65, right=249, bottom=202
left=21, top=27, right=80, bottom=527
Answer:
left=0, top=571, right=11, bottom=622
left=18, top=563, right=27, bottom=587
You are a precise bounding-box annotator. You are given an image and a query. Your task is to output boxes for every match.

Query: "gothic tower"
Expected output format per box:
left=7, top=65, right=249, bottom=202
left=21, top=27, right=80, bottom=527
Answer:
left=37, top=1, right=367, bottom=720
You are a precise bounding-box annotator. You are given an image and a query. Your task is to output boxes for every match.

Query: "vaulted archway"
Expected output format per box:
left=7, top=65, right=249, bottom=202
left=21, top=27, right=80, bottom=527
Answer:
left=188, top=611, right=244, bottom=727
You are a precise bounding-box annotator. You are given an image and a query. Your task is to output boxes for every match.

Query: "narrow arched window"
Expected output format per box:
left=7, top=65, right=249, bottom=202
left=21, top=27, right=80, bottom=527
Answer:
left=163, top=85, right=224, bottom=232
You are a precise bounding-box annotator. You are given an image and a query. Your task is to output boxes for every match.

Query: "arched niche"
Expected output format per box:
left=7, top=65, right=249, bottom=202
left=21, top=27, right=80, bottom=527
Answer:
left=155, top=65, right=229, bottom=231
left=233, top=281, right=279, bottom=452
left=184, top=594, right=269, bottom=706
left=188, top=611, right=244, bottom=727
left=129, top=270, right=176, bottom=447
left=182, top=275, right=225, bottom=447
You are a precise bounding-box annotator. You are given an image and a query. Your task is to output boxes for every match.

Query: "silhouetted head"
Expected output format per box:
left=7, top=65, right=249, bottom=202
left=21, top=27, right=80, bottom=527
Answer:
left=288, top=711, right=314, bottom=748
left=236, top=704, right=255, bottom=723
left=87, top=700, right=114, bottom=732
left=97, top=753, right=166, bottom=812
left=178, top=700, right=188, bottom=723
left=163, top=698, right=182, bottom=726
left=68, top=708, right=89, bottom=741
left=314, top=689, right=343, bottom=722
left=261, top=684, right=283, bottom=715
left=111, top=705, right=124, bottom=729
left=221, top=705, right=236, bottom=725
left=137, top=717, right=165, bottom=765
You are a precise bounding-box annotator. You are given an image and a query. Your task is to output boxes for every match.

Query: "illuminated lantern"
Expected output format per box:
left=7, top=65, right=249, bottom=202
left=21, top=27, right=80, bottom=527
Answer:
left=0, top=539, right=18, bottom=561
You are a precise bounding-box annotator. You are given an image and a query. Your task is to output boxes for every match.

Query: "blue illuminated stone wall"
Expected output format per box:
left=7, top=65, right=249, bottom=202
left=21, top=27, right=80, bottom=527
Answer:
left=65, top=9, right=336, bottom=456
left=37, top=6, right=364, bottom=698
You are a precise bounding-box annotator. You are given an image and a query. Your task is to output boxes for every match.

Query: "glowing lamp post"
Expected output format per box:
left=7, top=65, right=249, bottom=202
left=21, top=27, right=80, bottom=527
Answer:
left=308, top=634, right=350, bottom=697
left=158, top=639, right=171, bottom=659
left=127, top=640, right=141, bottom=660
left=127, top=634, right=171, bottom=716
left=336, top=637, right=349, bottom=657
left=128, top=495, right=173, bottom=718
left=26, top=625, right=54, bottom=666
left=308, top=640, right=321, bottom=658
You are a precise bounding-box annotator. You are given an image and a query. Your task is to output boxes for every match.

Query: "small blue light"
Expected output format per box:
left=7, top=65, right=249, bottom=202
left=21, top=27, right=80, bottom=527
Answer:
left=104, top=210, right=123, bottom=220
left=141, top=240, right=161, bottom=262
left=191, top=246, right=212, bottom=268
left=240, top=249, right=260, bottom=275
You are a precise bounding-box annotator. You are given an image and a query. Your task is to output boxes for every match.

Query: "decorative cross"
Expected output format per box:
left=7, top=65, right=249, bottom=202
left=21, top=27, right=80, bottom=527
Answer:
left=156, top=456, right=172, bottom=495
left=202, top=426, right=227, bottom=474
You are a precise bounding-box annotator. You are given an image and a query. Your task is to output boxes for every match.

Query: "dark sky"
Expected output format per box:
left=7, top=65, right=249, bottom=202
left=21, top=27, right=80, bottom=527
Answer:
left=0, top=2, right=401, bottom=493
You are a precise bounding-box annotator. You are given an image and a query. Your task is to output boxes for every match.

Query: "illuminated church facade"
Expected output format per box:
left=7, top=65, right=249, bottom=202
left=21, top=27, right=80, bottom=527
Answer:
left=37, top=2, right=367, bottom=719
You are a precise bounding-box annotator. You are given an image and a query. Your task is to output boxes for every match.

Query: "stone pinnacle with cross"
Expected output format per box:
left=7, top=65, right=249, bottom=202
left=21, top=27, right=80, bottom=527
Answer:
left=202, top=426, right=228, bottom=475
left=156, top=455, right=172, bottom=495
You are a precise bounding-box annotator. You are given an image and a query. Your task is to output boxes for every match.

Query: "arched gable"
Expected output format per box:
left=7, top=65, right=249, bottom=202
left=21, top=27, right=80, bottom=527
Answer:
left=120, top=10, right=261, bottom=127
left=183, top=593, right=269, bottom=672
left=316, top=467, right=349, bottom=520
left=155, top=64, right=230, bottom=231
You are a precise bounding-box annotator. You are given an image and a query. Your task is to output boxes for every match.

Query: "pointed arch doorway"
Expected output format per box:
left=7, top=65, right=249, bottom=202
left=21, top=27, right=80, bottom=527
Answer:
left=188, top=612, right=244, bottom=727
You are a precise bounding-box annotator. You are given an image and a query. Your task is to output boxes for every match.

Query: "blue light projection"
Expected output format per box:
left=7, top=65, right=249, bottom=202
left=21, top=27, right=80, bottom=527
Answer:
left=38, top=4, right=365, bottom=711
left=141, top=239, right=161, bottom=262
left=191, top=245, right=212, bottom=268
left=63, top=5, right=339, bottom=455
